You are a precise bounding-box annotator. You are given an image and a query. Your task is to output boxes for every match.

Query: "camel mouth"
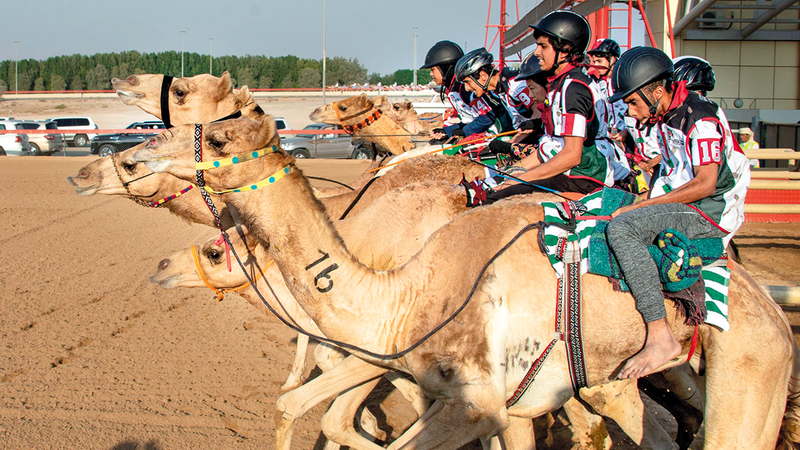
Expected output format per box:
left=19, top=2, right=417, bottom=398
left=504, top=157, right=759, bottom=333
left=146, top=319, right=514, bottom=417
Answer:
left=116, top=90, right=144, bottom=104
left=148, top=272, right=181, bottom=288
left=73, top=184, right=100, bottom=196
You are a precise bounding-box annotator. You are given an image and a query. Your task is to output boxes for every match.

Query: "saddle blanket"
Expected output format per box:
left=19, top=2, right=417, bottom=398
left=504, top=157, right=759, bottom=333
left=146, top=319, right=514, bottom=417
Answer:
left=540, top=188, right=731, bottom=331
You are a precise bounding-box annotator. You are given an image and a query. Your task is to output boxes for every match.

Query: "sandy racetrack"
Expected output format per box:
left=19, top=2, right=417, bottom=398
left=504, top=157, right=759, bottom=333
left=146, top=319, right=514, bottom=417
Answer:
left=1, top=98, right=799, bottom=450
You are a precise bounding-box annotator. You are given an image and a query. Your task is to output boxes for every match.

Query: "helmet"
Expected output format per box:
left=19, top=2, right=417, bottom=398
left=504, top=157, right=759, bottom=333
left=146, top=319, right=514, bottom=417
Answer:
left=516, top=52, right=548, bottom=86
left=587, top=39, right=621, bottom=59
left=529, top=10, right=591, bottom=55
left=608, top=46, right=674, bottom=103
left=455, top=48, right=494, bottom=82
left=672, top=56, right=716, bottom=93
left=420, top=41, right=464, bottom=70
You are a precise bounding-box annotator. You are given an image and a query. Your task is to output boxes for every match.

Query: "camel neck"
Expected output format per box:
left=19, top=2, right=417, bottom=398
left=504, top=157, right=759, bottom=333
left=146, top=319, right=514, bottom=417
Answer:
left=355, top=114, right=415, bottom=154
left=224, top=167, right=406, bottom=357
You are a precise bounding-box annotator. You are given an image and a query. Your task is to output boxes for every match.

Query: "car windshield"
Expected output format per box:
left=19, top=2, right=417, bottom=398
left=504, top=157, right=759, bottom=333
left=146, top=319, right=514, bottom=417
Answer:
left=16, top=123, right=39, bottom=130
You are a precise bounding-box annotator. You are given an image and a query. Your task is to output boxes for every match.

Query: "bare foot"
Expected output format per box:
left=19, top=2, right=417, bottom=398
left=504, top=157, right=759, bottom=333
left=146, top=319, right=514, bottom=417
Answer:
left=618, top=318, right=682, bottom=379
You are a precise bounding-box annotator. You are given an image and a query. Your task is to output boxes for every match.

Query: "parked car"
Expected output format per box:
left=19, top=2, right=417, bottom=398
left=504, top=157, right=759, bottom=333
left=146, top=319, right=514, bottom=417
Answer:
left=90, top=121, right=165, bottom=157
left=282, top=123, right=373, bottom=159
left=274, top=117, right=289, bottom=139
left=46, top=116, right=98, bottom=147
left=14, top=120, right=66, bottom=155
left=0, top=119, right=30, bottom=156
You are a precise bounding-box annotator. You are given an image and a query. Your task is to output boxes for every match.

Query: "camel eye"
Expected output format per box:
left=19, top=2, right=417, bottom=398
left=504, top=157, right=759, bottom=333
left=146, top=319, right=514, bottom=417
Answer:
left=205, top=249, right=223, bottom=264
left=338, top=104, right=347, bottom=111
left=393, top=105, right=400, bottom=110
left=122, top=161, right=137, bottom=173
left=174, top=89, right=185, bottom=99
left=208, top=139, right=224, bottom=151
left=146, top=137, right=158, bottom=147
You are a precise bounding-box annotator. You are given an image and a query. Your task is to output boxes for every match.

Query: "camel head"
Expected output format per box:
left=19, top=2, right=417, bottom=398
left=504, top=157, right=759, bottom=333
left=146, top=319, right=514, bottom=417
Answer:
left=389, top=101, right=418, bottom=123
left=131, top=115, right=288, bottom=193
left=111, top=71, right=247, bottom=124
left=150, top=225, right=267, bottom=290
left=67, top=143, right=236, bottom=228
left=309, top=93, right=376, bottom=126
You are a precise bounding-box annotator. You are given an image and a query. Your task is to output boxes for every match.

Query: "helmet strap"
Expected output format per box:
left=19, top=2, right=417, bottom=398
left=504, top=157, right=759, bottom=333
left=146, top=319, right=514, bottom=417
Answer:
left=469, top=67, right=495, bottom=93
left=636, top=85, right=663, bottom=126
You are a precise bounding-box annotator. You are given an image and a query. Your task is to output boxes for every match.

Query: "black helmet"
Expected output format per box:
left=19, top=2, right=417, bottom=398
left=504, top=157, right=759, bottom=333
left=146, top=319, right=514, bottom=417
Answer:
left=516, top=52, right=548, bottom=86
left=587, top=39, right=621, bottom=59
left=455, top=48, right=494, bottom=82
left=420, top=41, right=464, bottom=70
left=608, top=46, right=674, bottom=103
left=673, top=56, right=715, bottom=93
left=529, top=10, right=591, bottom=55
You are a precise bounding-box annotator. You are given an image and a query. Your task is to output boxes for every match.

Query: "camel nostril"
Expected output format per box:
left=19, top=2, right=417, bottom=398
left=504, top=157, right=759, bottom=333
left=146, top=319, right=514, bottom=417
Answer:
left=158, top=259, right=170, bottom=270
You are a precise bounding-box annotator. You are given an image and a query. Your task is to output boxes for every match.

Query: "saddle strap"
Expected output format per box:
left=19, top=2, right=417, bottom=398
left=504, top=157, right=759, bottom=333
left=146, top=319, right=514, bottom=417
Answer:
left=561, top=239, right=589, bottom=394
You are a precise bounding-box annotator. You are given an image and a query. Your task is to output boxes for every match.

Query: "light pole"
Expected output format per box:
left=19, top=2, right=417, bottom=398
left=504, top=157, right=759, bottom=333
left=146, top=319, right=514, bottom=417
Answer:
left=14, top=40, right=19, bottom=93
left=322, top=0, right=327, bottom=104
left=412, top=27, right=417, bottom=90
left=209, top=37, right=214, bottom=75
left=180, top=30, right=185, bottom=78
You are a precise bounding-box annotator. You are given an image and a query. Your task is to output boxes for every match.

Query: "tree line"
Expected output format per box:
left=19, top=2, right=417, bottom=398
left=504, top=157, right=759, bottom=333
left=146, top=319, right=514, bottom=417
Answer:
left=0, top=51, right=431, bottom=92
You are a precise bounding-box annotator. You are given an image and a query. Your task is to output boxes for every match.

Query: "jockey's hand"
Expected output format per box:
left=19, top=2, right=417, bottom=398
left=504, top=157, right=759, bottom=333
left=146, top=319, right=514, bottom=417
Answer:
left=611, top=203, right=639, bottom=219
left=428, top=128, right=447, bottom=141
left=518, top=120, right=536, bottom=134
left=488, top=139, right=513, bottom=155
left=610, top=129, right=628, bottom=142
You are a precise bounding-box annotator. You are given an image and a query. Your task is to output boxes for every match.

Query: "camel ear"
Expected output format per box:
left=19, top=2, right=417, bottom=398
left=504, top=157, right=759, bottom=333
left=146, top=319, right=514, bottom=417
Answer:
left=255, top=115, right=277, bottom=147
left=405, top=101, right=413, bottom=109
left=215, top=72, right=234, bottom=101
left=235, top=86, right=250, bottom=108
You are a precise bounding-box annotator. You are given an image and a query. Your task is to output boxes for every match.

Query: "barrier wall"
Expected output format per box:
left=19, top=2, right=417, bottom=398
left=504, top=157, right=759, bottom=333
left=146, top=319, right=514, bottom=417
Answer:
left=745, top=149, right=800, bottom=223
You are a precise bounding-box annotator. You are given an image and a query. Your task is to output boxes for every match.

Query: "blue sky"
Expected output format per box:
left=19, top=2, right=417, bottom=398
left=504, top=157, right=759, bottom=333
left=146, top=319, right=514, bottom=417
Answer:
left=0, top=0, right=644, bottom=75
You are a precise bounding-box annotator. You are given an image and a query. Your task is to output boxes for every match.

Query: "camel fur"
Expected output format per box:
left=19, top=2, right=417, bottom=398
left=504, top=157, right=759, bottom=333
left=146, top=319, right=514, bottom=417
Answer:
left=132, top=115, right=800, bottom=449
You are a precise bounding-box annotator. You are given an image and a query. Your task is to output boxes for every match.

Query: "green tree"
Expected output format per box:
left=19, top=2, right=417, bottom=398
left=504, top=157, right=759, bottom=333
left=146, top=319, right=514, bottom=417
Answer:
left=85, top=64, right=110, bottom=90
left=236, top=67, right=257, bottom=89
left=298, top=68, right=321, bottom=89
left=34, top=77, right=45, bottom=91
left=69, top=75, right=84, bottom=90
left=50, top=74, right=66, bottom=91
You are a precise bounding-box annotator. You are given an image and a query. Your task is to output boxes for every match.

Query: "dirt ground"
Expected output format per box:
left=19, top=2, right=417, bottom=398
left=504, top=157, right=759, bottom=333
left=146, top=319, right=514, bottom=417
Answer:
left=1, top=98, right=799, bottom=450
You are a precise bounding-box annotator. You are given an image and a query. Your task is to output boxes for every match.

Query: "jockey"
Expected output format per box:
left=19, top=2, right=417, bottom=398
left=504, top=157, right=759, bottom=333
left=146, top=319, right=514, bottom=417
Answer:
left=420, top=41, right=480, bottom=142
left=469, top=10, right=611, bottom=206
left=451, top=47, right=533, bottom=135
left=487, top=51, right=548, bottom=158
left=605, top=47, right=751, bottom=379
left=587, top=38, right=632, bottom=183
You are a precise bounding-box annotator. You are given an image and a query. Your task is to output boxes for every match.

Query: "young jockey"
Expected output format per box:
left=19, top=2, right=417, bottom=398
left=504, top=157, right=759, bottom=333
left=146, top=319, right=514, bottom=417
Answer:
left=469, top=10, right=611, bottom=206
left=587, top=39, right=632, bottom=183
left=605, top=47, right=751, bottom=379
left=452, top=47, right=534, bottom=134
left=420, top=41, right=480, bottom=141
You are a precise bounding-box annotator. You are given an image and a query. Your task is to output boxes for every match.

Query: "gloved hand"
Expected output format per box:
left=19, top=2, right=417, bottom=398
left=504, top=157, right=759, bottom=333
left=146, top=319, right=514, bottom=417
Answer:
left=488, top=139, right=514, bottom=155
left=450, top=126, right=465, bottom=137
left=518, top=120, right=537, bottom=132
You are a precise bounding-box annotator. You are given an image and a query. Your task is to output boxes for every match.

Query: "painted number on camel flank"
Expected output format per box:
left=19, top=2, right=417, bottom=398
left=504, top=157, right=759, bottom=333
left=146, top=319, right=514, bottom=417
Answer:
left=305, top=250, right=339, bottom=293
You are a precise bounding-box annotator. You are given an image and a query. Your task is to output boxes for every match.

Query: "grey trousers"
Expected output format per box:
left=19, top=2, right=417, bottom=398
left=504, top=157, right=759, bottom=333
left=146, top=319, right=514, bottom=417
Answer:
left=606, top=203, right=727, bottom=323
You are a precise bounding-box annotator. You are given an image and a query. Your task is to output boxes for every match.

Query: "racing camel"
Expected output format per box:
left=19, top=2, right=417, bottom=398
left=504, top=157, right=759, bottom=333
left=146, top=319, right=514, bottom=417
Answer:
left=131, top=114, right=800, bottom=449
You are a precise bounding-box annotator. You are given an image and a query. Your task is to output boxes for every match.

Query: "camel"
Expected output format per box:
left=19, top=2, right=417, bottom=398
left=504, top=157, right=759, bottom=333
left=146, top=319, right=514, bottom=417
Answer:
left=384, top=101, right=444, bottom=137
left=102, top=73, right=719, bottom=447
left=131, top=114, right=800, bottom=449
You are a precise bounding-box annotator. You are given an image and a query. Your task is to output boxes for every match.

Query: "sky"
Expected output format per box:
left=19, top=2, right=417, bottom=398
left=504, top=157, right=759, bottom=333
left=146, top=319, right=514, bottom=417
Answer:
left=0, top=0, right=644, bottom=76
left=0, top=0, right=526, bottom=75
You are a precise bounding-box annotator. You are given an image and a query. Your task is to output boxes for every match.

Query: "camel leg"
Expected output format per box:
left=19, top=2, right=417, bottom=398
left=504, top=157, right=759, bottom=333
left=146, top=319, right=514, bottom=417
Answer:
left=275, top=355, right=386, bottom=450
left=320, top=377, right=386, bottom=450
left=562, top=397, right=612, bottom=450
left=280, top=333, right=310, bottom=393
left=315, top=341, right=347, bottom=371
left=702, top=328, right=791, bottom=448
left=639, top=367, right=704, bottom=450
left=579, top=380, right=678, bottom=450
left=384, top=371, right=430, bottom=417
left=386, top=400, right=445, bottom=450
left=498, top=416, right=536, bottom=450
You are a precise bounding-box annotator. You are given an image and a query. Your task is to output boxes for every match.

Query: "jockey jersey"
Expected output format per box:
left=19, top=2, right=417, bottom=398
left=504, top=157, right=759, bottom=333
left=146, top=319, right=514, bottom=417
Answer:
left=538, top=64, right=612, bottom=186
left=588, top=75, right=631, bottom=182
left=446, top=67, right=533, bottom=136
left=651, top=82, right=751, bottom=243
left=445, top=80, right=479, bottom=127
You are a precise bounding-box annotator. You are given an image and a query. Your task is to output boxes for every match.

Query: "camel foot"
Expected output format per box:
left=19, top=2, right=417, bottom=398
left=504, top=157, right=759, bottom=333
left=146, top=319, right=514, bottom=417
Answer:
left=619, top=318, right=681, bottom=379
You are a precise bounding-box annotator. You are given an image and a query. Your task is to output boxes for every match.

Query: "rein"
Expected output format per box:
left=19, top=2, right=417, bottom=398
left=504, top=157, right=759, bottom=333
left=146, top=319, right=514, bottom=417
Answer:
left=160, top=76, right=174, bottom=128
left=191, top=244, right=273, bottom=301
